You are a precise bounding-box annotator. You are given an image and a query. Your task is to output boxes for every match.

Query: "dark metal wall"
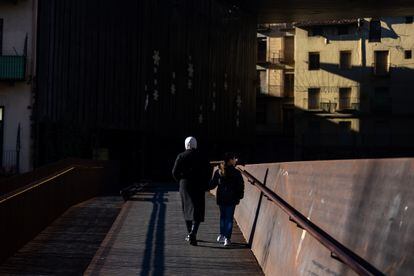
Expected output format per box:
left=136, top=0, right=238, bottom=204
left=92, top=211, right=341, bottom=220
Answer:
left=35, top=0, right=256, bottom=180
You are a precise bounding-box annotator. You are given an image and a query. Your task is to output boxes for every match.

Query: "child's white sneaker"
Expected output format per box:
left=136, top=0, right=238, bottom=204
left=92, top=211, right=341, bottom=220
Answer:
left=217, top=234, right=225, bottom=243
left=224, top=238, right=231, bottom=247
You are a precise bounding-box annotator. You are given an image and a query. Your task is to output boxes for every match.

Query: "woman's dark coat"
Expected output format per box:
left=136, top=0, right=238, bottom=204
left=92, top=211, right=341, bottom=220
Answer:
left=210, top=166, right=244, bottom=206
left=172, top=149, right=210, bottom=222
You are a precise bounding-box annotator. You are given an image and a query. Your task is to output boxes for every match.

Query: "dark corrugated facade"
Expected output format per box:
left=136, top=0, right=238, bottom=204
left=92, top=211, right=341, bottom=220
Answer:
left=35, top=0, right=256, bottom=181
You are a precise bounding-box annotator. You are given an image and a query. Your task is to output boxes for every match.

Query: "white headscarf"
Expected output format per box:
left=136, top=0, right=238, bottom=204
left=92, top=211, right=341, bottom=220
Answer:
left=184, top=136, right=197, bottom=150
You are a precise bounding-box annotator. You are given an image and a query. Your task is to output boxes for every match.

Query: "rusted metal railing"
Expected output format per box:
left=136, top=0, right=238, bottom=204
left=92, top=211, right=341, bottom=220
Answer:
left=238, top=167, right=385, bottom=276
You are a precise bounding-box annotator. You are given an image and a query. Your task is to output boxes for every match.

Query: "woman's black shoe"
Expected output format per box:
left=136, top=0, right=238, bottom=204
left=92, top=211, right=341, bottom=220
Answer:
left=189, top=234, right=198, bottom=246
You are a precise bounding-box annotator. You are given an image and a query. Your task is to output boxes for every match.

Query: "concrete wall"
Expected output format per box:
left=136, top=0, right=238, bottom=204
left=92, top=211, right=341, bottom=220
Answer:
left=0, top=0, right=36, bottom=173
left=234, top=158, right=413, bottom=275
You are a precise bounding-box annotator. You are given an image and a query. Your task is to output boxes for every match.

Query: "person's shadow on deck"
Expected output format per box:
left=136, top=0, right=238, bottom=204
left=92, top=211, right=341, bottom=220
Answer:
left=134, top=190, right=167, bottom=276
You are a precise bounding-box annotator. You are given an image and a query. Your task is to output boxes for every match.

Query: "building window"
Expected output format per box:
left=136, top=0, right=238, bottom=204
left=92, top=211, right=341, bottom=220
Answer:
left=337, top=25, right=349, bottom=35
left=308, top=52, right=320, bottom=70
left=340, top=51, right=352, bottom=69
left=406, top=16, right=413, bottom=24
left=309, top=26, right=323, bottom=37
left=308, top=88, right=320, bottom=109
left=339, top=88, right=352, bottom=110
left=373, top=87, right=391, bottom=113
left=369, top=20, right=381, bottom=42
left=405, top=50, right=412, bottom=59
left=374, top=50, right=389, bottom=75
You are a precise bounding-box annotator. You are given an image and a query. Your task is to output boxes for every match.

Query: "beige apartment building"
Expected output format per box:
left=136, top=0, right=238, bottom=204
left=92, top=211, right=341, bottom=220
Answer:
left=294, top=17, right=414, bottom=160
left=256, top=23, right=295, bottom=161
left=0, top=0, right=37, bottom=173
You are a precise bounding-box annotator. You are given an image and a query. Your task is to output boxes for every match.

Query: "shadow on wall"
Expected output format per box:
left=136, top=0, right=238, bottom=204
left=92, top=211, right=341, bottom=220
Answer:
left=253, top=47, right=414, bottom=163
left=252, top=17, right=414, bottom=164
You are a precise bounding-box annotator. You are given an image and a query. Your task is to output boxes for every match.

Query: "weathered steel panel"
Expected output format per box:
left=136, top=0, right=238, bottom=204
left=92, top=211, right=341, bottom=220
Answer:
left=234, top=159, right=414, bottom=275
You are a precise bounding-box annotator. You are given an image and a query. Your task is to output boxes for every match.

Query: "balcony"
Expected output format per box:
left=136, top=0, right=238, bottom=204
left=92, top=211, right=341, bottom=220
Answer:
left=320, top=101, right=337, bottom=113
left=338, top=98, right=360, bottom=111
left=303, top=97, right=360, bottom=113
left=257, top=50, right=292, bottom=69
left=0, top=56, right=26, bottom=81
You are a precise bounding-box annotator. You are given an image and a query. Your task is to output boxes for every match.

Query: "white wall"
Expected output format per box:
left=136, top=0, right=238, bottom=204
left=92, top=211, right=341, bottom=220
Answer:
left=0, top=83, right=31, bottom=172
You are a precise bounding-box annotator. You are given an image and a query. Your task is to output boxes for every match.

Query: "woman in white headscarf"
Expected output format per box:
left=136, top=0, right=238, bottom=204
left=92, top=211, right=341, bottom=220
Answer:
left=172, top=136, right=210, bottom=246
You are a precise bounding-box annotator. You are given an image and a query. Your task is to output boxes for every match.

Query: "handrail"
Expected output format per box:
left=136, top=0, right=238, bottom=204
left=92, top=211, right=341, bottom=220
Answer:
left=238, top=167, right=385, bottom=276
left=0, top=164, right=104, bottom=204
left=0, top=167, right=76, bottom=204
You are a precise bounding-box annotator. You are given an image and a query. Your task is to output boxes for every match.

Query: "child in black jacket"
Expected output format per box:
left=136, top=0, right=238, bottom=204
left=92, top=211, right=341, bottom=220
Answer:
left=210, top=152, right=244, bottom=246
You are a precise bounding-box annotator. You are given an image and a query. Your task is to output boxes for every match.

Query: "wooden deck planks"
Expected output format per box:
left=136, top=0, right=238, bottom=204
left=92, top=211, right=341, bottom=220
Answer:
left=85, top=183, right=263, bottom=276
left=0, top=197, right=123, bottom=275
left=0, top=183, right=263, bottom=275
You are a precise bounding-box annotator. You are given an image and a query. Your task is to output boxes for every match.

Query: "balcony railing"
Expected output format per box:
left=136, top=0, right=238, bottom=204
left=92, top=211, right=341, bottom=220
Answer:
left=0, top=56, right=26, bottom=81
left=338, top=98, right=360, bottom=111
left=1, top=150, right=18, bottom=175
left=268, top=51, right=285, bottom=64
left=257, top=50, right=289, bottom=66
left=302, top=97, right=360, bottom=112
left=320, top=101, right=337, bottom=113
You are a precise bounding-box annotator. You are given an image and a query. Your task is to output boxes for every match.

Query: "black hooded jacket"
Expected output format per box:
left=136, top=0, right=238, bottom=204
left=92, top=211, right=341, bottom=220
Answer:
left=210, top=166, right=244, bottom=206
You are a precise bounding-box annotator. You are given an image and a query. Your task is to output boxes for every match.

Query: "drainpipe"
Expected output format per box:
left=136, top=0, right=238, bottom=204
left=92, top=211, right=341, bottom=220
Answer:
left=16, top=123, right=21, bottom=174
